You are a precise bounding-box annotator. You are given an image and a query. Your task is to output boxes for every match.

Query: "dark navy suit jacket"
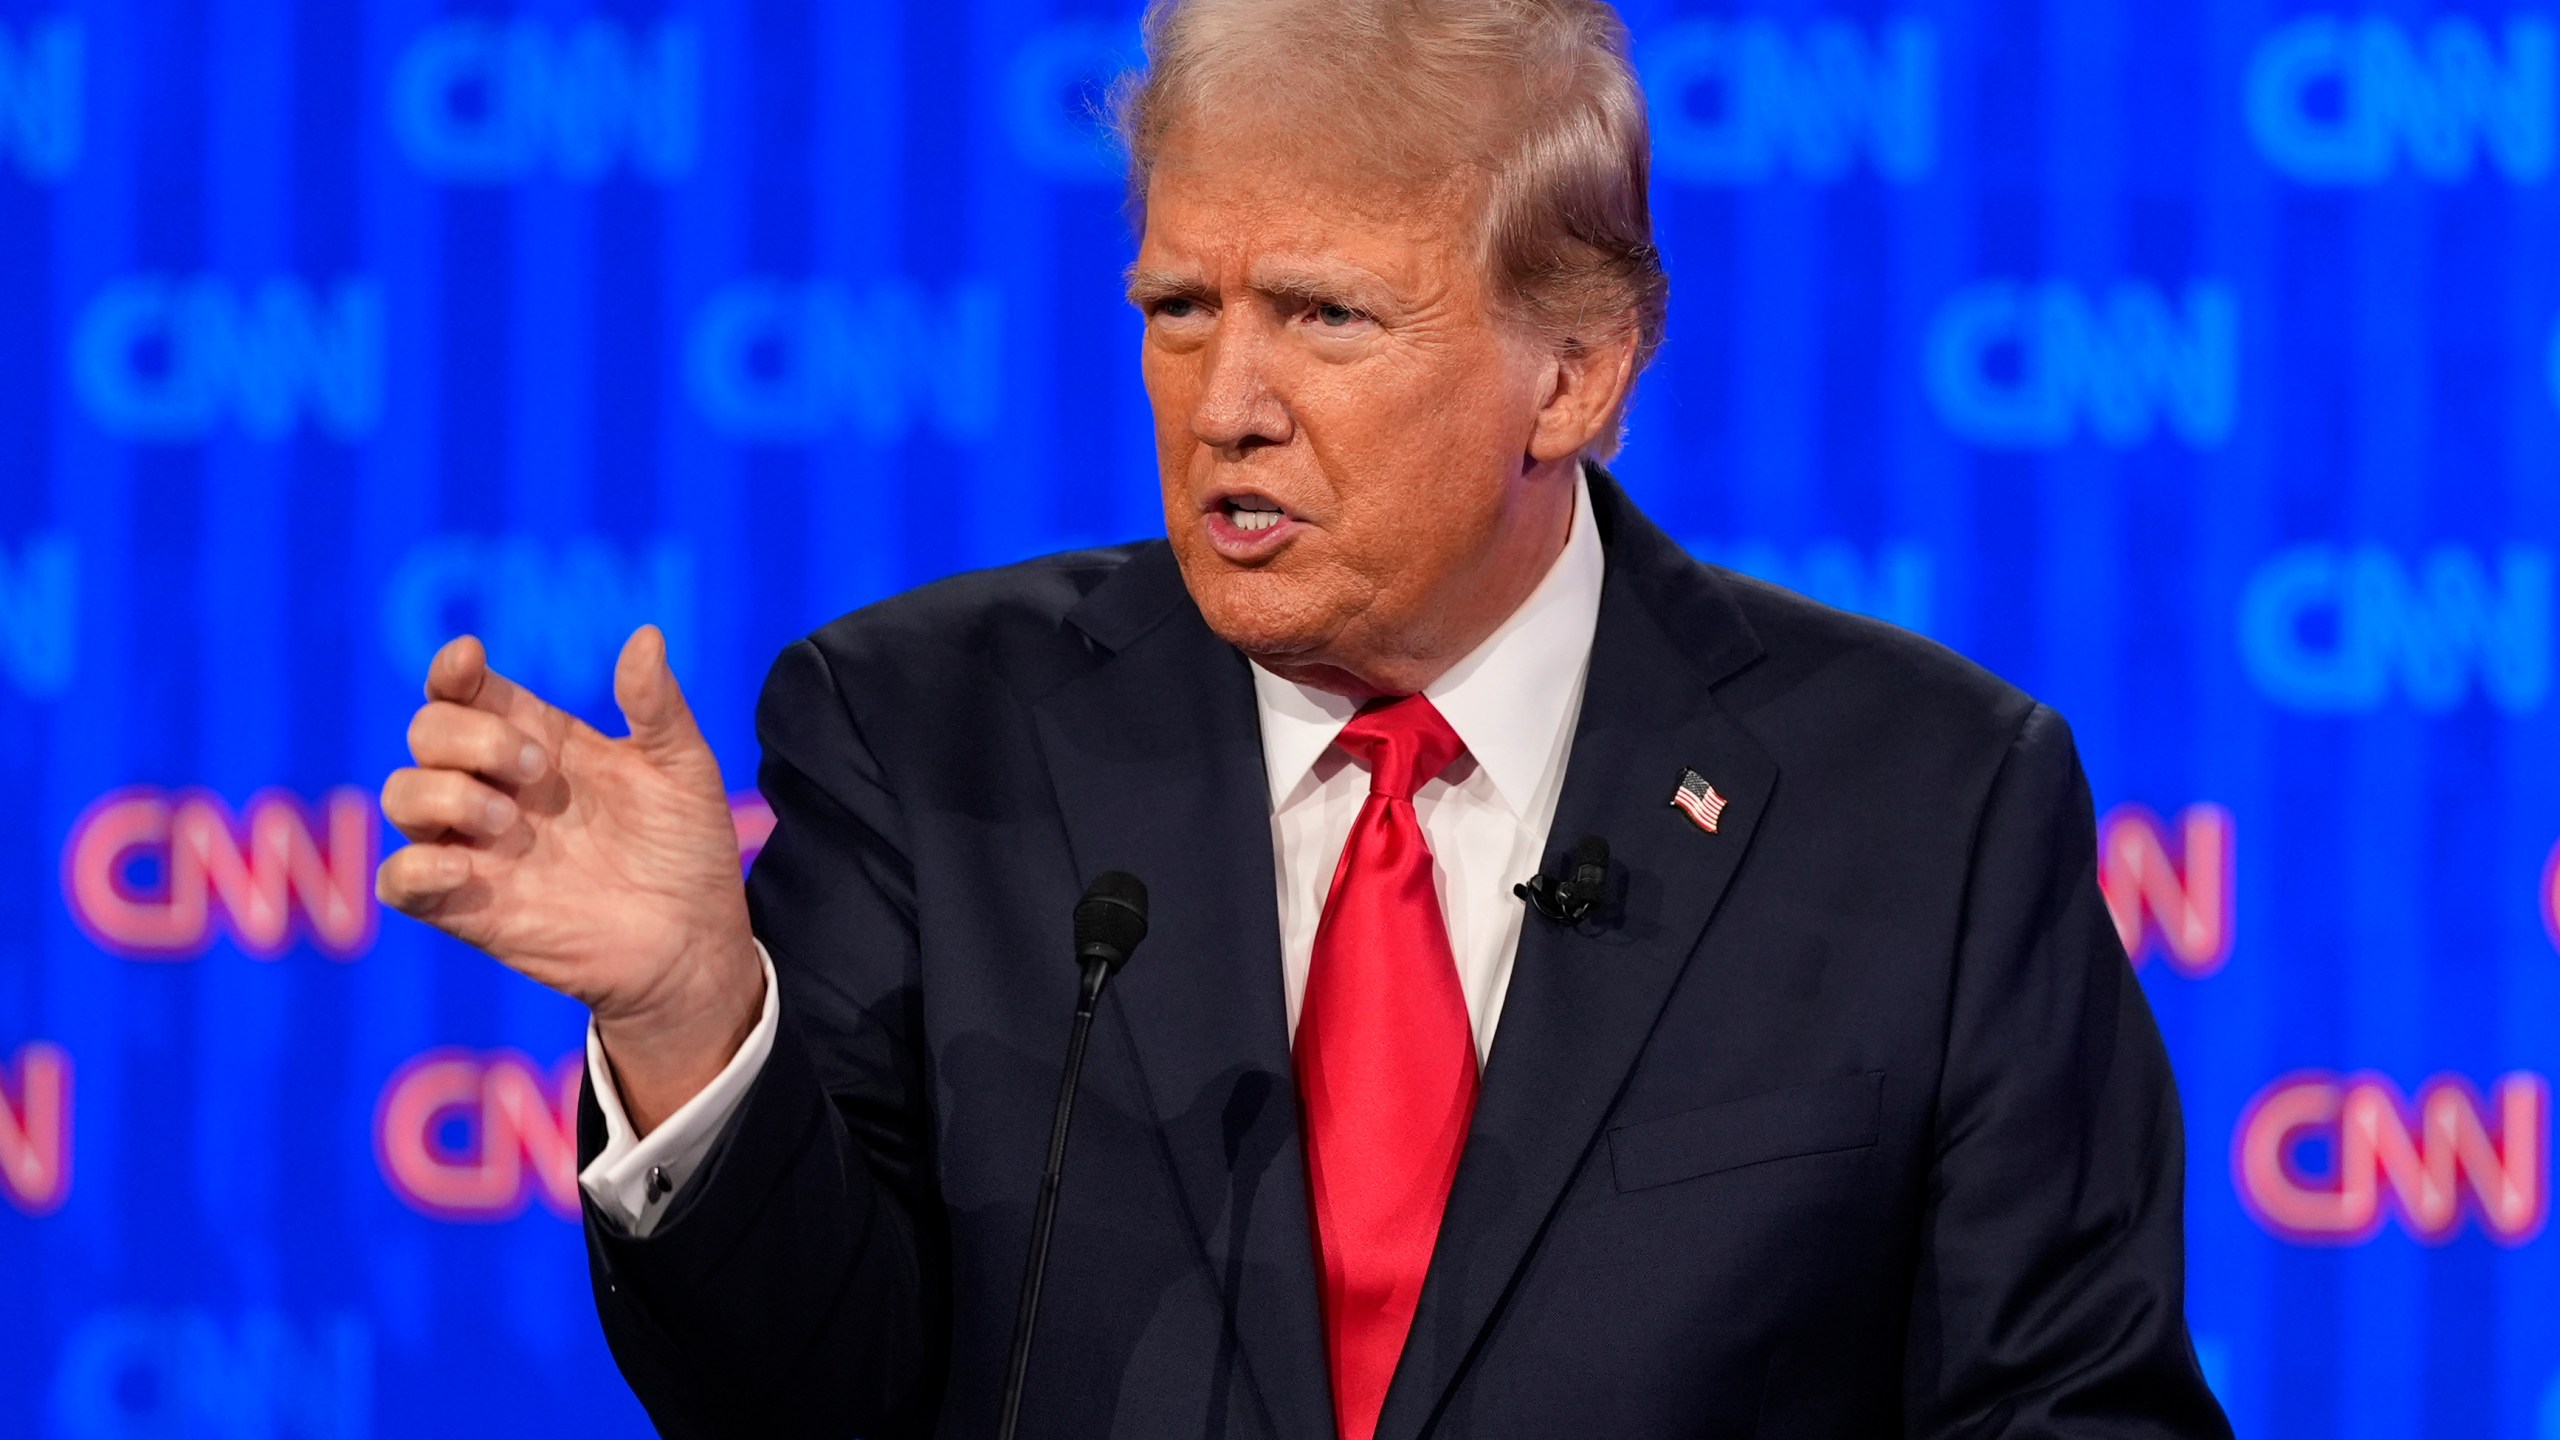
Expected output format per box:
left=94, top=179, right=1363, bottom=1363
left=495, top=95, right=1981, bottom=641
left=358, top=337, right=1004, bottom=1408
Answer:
left=578, top=471, right=2232, bottom=1439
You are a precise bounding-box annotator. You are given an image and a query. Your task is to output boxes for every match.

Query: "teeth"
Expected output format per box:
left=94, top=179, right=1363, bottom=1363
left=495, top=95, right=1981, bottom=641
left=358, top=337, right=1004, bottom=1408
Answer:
left=1228, top=507, right=1283, bottom=533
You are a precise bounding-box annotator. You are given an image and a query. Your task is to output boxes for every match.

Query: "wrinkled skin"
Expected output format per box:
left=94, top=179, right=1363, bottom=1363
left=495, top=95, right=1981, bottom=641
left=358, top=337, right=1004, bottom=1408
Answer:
left=376, top=629, right=760, bottom=1133
left=1133, top=126, right=1636, bottom=697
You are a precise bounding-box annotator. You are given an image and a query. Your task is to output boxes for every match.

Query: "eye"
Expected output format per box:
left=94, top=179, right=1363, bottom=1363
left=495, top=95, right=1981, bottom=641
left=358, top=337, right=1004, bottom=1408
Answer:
left=1156, top=297, right=1199, bottom=319
left=1310, top=302, right=1365, bottom=327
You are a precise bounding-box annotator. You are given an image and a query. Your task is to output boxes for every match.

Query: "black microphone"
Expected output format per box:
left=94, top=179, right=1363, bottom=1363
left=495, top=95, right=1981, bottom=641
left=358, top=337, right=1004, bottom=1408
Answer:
left=1514, top=833, right=1610, bottom=925
left=997, top=871, right=1149, bottom=1440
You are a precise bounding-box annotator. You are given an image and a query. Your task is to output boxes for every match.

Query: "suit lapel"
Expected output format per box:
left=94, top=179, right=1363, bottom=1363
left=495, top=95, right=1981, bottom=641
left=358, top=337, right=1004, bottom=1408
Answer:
left=1378, top=477, right=1780, bottom=1438
left=1029, top=543, right=1335, bottom=1438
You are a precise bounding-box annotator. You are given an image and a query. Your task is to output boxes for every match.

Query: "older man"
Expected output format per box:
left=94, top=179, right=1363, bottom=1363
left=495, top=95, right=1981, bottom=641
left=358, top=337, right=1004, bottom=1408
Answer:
left=377, top=1, right=2230, bottom=1436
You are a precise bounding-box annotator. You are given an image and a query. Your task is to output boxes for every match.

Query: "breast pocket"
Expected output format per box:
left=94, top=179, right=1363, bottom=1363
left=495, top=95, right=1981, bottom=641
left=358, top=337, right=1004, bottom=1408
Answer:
left=1606, top=1071, right=1885, bottom=1193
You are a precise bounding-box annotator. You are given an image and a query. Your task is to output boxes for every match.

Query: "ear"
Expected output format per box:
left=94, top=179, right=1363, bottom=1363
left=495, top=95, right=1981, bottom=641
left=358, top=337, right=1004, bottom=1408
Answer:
left=1525, top=324, right=1641, bottom=463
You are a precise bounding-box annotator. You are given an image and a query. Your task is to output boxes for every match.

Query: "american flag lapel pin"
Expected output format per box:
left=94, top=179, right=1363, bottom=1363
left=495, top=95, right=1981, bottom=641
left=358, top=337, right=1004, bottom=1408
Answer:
left=1669, top=768, right=1728, bottom=834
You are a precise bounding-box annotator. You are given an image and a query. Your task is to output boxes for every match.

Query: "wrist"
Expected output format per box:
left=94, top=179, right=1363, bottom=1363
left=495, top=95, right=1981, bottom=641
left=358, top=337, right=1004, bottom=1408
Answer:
left=595, top=929, right=766, bottom=1135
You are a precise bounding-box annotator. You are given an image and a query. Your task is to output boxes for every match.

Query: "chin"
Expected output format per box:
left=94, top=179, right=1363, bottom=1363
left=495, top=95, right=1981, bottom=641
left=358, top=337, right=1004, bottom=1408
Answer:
left=1177, top=555, right=1343, bottom=663
left=1194, top=587, right=1334, bottom=661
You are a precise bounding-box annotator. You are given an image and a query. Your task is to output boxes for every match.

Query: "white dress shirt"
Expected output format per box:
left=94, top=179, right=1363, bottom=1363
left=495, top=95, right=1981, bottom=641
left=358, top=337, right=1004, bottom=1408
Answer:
left=580, top=473, right=1605, bottom=1236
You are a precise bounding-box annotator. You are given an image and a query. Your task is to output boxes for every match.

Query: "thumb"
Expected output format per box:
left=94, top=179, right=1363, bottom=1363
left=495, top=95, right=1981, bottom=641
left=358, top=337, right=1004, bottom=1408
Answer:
left=613, top=625, right=706, bottom=760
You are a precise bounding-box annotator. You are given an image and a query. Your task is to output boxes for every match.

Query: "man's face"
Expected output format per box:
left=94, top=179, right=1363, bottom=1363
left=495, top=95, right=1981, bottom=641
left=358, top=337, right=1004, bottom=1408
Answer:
left=1132, top=129, right=1577, bottom=694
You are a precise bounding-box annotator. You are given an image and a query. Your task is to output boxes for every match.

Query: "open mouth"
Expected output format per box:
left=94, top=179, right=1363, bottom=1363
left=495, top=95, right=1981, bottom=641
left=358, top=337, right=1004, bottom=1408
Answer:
left=1202, top=492, right=1301, bottom=556
left=1224, top=496, right=1285, bottom=532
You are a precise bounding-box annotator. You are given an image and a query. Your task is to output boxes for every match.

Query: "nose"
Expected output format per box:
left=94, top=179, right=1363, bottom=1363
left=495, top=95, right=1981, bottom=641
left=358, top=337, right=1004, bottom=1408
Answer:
left=1190, top=321, right=1293, bottom=454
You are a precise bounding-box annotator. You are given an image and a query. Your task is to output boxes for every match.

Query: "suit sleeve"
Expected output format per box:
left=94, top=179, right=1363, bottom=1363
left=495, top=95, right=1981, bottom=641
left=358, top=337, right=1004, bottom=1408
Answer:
left=579, top=637, right=948, bottom=1439
left=1901, top=704, right=2232, bottom=1439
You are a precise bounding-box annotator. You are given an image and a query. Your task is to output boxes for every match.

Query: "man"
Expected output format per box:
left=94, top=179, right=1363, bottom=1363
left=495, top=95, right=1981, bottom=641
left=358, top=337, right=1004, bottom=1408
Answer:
left=377, top=1, right=2232, bottom=1435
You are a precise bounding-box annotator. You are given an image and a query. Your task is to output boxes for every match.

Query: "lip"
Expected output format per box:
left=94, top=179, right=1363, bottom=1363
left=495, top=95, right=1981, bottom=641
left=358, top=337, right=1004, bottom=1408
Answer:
left=1199, top=491, right=1304, bottom=562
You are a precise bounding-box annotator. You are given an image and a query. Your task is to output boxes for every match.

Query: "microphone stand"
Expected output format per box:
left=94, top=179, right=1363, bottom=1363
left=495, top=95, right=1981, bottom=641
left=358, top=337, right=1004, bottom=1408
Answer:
left=996, top=956, right=1111, bottom=1440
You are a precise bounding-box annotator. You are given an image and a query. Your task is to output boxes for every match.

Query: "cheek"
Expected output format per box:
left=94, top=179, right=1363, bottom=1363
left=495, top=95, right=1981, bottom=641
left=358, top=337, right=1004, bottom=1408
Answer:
left=1308, top=365, right=1520, bottom=518
left=1322, top=331, right=1528, bottom=453
left=1139, top=346, right=1192, bottom=439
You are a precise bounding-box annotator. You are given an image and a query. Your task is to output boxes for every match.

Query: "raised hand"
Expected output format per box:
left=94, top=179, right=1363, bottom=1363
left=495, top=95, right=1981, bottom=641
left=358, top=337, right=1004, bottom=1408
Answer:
left=377, top=626, right=763, bottom=1133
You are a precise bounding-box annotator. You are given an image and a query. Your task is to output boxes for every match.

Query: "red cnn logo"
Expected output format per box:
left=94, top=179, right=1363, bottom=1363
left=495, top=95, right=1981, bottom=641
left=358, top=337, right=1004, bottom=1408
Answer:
left=2234, top=1070, right=2549, bottom=1246
left=731, top=789, right=774, bottom=868
left=0, top=1042, right=72, bottom=1216
left=374, top=1049, right=581, bottom=1222
left=2098, top=803, right=2233, bottom=977
left=63, top=787, right=378, bottom=960
left=2541, top=838, right=2559, bottom=956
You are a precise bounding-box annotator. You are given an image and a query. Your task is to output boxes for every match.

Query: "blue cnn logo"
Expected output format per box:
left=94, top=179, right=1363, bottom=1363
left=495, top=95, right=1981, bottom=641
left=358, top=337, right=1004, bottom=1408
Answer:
left=2247, top=16, right=2555, bottom=184
left=71, top=276, right=383, bottom=443
left=1642, top=19, right=1936, bottom=184
left=2549, top=317, right=2560, bottom=417
left=1006, top=22, right=1137, bottom=182
left=1686, top=539, right=1936, bottom=636
left=687, top=278, right=1002, bottom=444
left=51, top=1309, right=370, bottom=1440
left=1925, top=281, right=2238, bottom=450
left=391, top=18, right=697, bottom=183
left=2238, top=545, right=2552, bottom=715
left=0, top=531, right=75, bottom=699
left=0, top=17, right=78, bottom=181
left=382, top=537, right=696, bottom=710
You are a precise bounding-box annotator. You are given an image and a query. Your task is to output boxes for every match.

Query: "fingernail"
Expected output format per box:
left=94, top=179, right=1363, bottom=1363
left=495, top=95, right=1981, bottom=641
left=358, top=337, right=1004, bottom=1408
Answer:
left=484, top=796, right=516, bottom=832
left=517, top=743, right=545, bottom=780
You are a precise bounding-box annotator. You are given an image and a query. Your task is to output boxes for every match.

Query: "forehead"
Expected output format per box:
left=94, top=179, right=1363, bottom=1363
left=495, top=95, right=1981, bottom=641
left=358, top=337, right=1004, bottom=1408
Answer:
left=1136, top=125, right=1487, bottom=284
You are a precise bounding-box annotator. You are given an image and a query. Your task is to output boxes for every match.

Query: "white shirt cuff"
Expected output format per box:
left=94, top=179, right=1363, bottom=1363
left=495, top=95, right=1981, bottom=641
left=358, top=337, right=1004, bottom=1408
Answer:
left=576, top=941, right=780, bottom=1238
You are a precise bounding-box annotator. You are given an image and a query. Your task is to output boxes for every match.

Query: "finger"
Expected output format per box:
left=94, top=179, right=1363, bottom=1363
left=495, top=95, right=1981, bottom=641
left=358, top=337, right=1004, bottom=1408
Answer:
left=381, top=766, right=520, bottom=843
left=407, top=701, right=549, bottom=784
left=614, top=625, right=707, bottom=761
left=375, top=842, right=474, bottom=917
left=426, top=634, right=566, bottom=738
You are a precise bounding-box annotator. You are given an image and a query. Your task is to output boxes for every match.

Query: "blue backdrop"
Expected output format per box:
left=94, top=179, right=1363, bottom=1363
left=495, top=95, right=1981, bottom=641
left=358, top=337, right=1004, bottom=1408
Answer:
left=4, top=0, right=2557, bottom=1435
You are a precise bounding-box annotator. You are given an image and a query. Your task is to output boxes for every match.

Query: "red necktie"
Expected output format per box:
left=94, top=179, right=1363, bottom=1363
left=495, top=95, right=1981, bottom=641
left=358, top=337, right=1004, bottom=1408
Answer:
left=1294, top=694, right=1478, bottom=1440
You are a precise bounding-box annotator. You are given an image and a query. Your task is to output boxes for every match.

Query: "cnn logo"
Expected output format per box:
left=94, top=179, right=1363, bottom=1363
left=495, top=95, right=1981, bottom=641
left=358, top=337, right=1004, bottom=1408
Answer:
left=2098, top=803, right=2233, bottom=978
left=0, top=1042, right=71, bottom=1216
left=2543, top=837, right=2560, bottom=955
left=374, top=1049, right=580, bottom=1222
left=2234, top=1070, right=2549, bottom=1246
left=63, top=787, right=377, bottom=960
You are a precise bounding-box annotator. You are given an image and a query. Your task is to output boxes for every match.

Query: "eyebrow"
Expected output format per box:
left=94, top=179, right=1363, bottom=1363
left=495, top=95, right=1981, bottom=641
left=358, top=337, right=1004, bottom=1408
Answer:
left=1249, top=263, right=1391, bottom=309
left=1124, top=267, right=1204, bottom=307
left=1124, top=261, right=1399, bottom=312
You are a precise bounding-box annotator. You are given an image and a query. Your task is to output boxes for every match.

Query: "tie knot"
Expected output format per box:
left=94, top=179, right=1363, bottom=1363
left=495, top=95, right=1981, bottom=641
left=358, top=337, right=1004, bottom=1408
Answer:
left=1335, top=694, right=1466, bottom=801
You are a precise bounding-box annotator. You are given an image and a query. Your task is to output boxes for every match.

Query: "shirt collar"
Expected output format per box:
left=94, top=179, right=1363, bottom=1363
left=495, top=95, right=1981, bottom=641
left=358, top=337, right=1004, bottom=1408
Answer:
left=1249, top=467, right=1606, bottom=816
